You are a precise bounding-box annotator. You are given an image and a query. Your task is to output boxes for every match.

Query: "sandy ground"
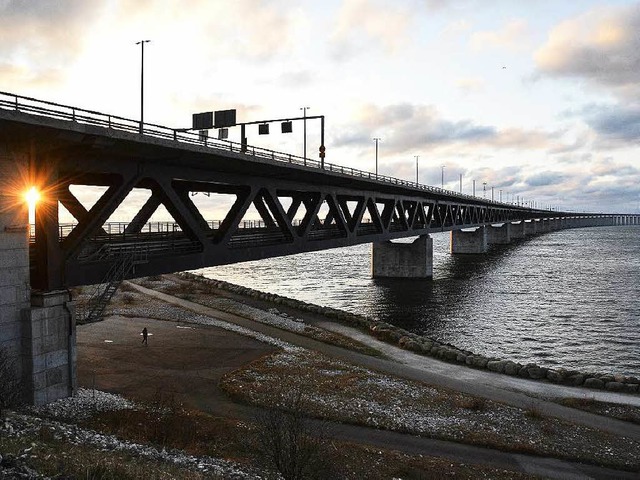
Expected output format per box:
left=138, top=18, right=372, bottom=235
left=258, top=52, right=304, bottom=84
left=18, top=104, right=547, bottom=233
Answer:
left=77, top=315, right=276, bottom=416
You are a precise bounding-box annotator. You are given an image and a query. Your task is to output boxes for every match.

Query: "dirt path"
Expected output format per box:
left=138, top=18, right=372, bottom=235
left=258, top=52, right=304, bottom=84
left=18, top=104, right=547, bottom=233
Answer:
left=77, top=315, right=275, bottom=416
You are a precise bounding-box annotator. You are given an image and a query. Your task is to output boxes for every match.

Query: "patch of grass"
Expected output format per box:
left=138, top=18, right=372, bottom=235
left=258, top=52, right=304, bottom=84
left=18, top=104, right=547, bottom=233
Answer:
left=559, top=397, right=640, bottom=425
left=0, top=435, right=208, bottom=480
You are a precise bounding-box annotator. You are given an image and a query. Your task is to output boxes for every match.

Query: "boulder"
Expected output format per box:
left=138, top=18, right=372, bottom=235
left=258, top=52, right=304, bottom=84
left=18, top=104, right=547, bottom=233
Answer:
left=598, top=374, right=615, bottom=384
left=527, top=366, right=547, bottom=380
left=504, top=361, right=520, bottom=376
left=605, top=381, right=625, bottom=392
left=584, top=377, right=605, bottom=389
left=472, top=356, right=489, bottom=369
left=456, top=353, right=468, bottom=363
left=623, top=383, right=639, bottom=394
left=398, top=336, right=421, bottom=352
left=487, top=360, right=507, bottom=373
left=565, top=373, right=586, bottom=386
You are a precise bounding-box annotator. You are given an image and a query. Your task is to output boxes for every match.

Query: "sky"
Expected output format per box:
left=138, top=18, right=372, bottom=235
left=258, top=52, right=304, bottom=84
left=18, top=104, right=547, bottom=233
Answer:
left=2, top=0, right=640, bottom=217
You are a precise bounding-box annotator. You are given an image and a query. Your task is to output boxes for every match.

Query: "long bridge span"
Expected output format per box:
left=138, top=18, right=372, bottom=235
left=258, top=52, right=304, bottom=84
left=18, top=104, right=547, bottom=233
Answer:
left=0, top=91, right=638, bottom=404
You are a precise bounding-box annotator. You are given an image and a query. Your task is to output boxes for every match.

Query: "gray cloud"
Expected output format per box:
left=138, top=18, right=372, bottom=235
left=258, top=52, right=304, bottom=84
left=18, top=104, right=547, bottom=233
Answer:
left=534, top=4, right=640, bottom=92
left=525, top=171, right=568, bottom=188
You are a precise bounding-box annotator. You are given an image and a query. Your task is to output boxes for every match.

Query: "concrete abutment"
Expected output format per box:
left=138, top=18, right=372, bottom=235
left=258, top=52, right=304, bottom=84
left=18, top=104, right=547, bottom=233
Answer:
left=1, top=154, right=76, bottom=406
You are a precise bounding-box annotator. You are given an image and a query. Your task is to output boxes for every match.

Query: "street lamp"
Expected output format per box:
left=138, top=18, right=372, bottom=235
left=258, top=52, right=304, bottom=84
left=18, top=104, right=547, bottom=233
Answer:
left=300, top=106, right=310, bottom=159
left=415, top=155, right=419, bottom=184
left=136, top=39, right=150, bottom=134
left=491, top=186, right=494, bottom=202
left=441, top=165, right=445, bottom=190
left=373, top=137, right=381, bottom=176
left=482, top=182, right=487, bottom=199
left=472, top=179, right=476, bottom=197
left=459, top=173, right=463, bottom=194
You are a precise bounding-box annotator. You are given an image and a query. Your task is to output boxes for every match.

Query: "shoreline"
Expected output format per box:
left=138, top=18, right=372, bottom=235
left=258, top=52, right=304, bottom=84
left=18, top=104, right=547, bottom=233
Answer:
left=177, top=271, right=640, bottom=397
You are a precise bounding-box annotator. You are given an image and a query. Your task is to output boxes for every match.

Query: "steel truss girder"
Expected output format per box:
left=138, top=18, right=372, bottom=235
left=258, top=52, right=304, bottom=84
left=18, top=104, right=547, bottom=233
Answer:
left=31, top=154, right=541, bottom=287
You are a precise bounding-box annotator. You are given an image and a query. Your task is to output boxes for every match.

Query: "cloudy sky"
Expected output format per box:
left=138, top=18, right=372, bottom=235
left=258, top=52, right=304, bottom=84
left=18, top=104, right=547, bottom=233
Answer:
left=2, top=0, right=640, bottom=215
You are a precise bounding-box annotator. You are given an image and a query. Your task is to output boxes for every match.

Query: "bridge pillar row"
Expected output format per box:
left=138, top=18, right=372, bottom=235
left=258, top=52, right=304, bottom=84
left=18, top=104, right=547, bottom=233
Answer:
left=371, top=235, right=433, bottom=278
left=450, top=227, right=488, bottom=254
left=510, top=221, right=526, bottom=239
left=486, top=223, right=511, bottom=245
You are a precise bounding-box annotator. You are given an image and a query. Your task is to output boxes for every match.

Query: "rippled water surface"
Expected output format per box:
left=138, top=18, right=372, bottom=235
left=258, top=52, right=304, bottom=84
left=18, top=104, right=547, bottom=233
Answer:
left=197, top=226, right=640, bottom=376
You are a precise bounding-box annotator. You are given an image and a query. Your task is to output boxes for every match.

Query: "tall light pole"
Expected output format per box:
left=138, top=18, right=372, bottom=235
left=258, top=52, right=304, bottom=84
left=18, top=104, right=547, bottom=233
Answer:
left=136, top=39, right=150, bottom=134
left=415, top=155, right=419, bottom=184
left=441, top=165, right=445, bottom=189
left=373, top=137, right=381, bottom=176
left=300, top=106, right=310, bottom=159
left=491, top=186, right=494, bottom=202
left=482, top=182, right=487, bottom=198
left=459, top=173, right=463, bottom=194
left=472, top=179, right=476, bottom=197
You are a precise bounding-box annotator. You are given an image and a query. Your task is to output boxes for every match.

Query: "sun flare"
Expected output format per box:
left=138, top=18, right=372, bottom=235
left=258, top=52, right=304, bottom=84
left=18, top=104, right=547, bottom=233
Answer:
left=25, top=186, right=41, bottom=210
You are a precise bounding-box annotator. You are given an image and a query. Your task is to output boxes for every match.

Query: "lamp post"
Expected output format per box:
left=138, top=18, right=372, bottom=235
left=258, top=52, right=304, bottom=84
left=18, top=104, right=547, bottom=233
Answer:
left=136, top=39, right=150, bottom=134
left=491, top=186, right=494, bottom=202
left=373, top=137, right=381, bottom=176
left=300, top=106, right=310, bottom=159
left=482, top=182, right=487, bottom=199
left=459, top=173, right=463, bottom=194
left=415, top=155, right=419, bottom=184
left=441, top=165, right=445, bottom=190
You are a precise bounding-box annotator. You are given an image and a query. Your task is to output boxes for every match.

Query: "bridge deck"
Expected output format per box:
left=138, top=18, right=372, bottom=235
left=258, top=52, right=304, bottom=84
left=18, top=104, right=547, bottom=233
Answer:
left=0, top=91, right=632, bottom=289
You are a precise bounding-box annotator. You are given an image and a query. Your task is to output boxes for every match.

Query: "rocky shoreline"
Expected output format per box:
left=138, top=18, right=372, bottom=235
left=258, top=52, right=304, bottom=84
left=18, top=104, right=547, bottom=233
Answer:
left=179, top=272, right=640, bottom=395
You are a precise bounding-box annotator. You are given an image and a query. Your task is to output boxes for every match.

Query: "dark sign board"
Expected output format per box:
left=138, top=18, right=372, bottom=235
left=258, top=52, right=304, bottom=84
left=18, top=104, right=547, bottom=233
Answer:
left=281, top=121, right=293, bottom=133
left=193, top=112, right=213, bottom=130
left=258, top=123, right=270, bottom=135
left=218, top=128, right=229, bottom=140
left=214, top=109, right=237, bottom=128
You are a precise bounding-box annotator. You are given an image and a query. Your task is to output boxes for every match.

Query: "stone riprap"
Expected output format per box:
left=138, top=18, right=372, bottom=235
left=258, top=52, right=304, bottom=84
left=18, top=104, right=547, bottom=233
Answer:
left=178, top=272, right=640, bottom=395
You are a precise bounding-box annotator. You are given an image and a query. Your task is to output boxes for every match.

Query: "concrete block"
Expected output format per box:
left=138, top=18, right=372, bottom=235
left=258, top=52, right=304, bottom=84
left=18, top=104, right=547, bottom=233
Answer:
left=31, top=291, right=70, bottom=308
left=0, top=285, right=17, bottom=306
left=0, top=251, right=29, bottom=269
left=0, top=321, right=21, bottom=343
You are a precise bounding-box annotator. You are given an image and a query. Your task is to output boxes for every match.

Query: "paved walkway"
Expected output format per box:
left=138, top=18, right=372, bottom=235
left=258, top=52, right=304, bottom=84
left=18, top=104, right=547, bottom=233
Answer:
left=129, top=282, right=640, bottom=478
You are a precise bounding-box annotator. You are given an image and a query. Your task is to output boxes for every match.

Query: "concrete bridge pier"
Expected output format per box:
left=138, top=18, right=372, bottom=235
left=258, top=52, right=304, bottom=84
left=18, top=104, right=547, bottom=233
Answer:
left=524, top=220, right=537, bottom=235
left=486, top=223, right=511, bottom=245
left=510, top=221, right=526, bottom=239
left=371, top=235, right=433, bottom=278
left=1, top=154, right=76, bottom=406
left=450, top=227, right=488, bottom=254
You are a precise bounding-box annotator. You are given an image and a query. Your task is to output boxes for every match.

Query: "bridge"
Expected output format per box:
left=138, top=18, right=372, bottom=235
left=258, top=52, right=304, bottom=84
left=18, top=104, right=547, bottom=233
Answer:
left=1, top=91, right=638, bottom=405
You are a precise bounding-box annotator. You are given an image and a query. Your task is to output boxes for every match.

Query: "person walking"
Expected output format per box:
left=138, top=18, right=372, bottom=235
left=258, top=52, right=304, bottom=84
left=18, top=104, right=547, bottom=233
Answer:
left=141, top=327, right=148, bottom=346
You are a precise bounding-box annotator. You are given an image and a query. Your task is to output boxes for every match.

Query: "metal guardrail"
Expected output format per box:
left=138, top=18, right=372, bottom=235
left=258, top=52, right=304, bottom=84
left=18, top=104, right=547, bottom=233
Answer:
left=0, top=90, right=547, bottom=211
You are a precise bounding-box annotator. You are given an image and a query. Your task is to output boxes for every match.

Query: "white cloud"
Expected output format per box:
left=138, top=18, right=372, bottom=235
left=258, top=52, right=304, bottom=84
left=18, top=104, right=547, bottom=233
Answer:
left=470, top=19, right=528, bottom=52
left=330, top=0, right=413, bottom=59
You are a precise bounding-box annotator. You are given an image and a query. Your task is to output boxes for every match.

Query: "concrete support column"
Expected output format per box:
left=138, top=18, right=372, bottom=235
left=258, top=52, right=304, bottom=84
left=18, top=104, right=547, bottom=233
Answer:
left=510, top=221, right=526, bottom=239
left=524, top=220, right=537, bottom=235
left=371, top=234, right=433, bottom=278
left=21, top=290, right=76, bottom=405
left=487, top=223, right=511, bottom=245
left=450, top=227, right=488, bottom=254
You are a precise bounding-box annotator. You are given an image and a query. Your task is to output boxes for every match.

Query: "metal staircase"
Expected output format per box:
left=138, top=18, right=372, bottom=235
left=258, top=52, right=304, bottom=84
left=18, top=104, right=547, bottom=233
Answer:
left=76, top=247, right=147, bottom=323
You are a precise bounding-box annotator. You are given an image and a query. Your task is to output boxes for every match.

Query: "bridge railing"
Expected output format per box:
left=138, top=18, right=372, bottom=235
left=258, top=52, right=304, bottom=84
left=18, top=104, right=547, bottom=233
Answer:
left=0, top=90, right=540, bottom=210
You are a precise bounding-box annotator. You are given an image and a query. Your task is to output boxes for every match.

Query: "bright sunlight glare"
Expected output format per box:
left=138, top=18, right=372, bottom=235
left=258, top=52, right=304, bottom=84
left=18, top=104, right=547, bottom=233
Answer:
left=25, top=186, right=41, bottom=209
